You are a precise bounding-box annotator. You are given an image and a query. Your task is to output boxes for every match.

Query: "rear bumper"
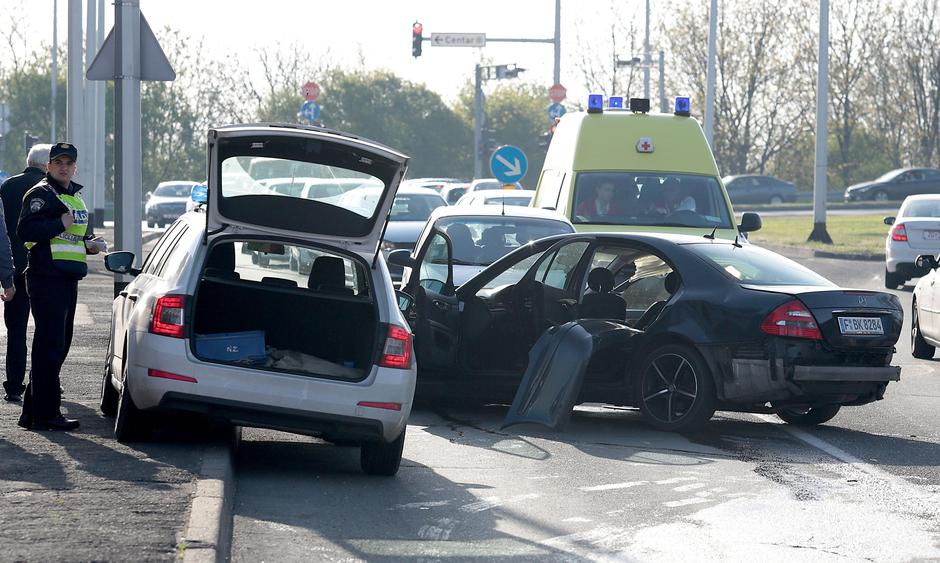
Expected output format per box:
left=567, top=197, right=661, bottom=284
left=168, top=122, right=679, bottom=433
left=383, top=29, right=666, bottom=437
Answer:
left=792, top=365, right=900, bottom=382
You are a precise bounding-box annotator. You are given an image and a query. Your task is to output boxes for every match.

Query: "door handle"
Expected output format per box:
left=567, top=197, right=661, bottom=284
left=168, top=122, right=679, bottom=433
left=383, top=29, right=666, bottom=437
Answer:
left=433, top=300, right=448, bottom=311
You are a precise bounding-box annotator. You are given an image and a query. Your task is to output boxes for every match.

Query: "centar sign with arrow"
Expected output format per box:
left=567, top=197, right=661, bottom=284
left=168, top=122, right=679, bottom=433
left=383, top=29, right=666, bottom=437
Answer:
left=489, top=145, right=528, bottom=184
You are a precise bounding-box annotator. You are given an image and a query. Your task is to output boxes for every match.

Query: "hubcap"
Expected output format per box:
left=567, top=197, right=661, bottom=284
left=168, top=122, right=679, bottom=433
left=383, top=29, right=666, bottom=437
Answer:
left=641, top=353, right=699, bottom=423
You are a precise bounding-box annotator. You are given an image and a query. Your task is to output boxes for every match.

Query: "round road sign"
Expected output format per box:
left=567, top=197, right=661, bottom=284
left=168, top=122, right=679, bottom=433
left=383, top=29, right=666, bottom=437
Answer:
left=490, top=145, right=528, bottom=184
left=301, top=81, right=321, bottom=101
left=549, top=83, right=567, bottom=103
left=301, top=101, right=321, bottom=122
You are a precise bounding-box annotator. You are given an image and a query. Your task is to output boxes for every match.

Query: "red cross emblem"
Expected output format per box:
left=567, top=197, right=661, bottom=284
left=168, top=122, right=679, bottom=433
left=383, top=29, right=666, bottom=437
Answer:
left=636, top=137, right=654, bottom=153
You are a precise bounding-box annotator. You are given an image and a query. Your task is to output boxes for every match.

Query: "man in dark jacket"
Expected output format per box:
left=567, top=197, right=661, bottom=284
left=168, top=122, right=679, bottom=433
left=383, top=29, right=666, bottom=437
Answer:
left=17, top=143, right=106, bottom=431
left=1, top=144, right=50, bottom=402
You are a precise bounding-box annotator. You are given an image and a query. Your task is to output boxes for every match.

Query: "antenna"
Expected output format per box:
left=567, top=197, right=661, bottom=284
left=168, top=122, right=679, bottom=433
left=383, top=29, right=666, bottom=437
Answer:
left=704, top=225, right=718, bottom=240
left=501, top=193, right=506, bottom=216
left=733, top=234, right=742, bottom=248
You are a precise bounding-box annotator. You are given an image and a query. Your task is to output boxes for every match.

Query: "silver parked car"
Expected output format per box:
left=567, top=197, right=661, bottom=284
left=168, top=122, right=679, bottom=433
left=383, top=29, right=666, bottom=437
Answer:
left=884, top=195, right=940, bottom=288
left=101, top=124, right=417, bottom=476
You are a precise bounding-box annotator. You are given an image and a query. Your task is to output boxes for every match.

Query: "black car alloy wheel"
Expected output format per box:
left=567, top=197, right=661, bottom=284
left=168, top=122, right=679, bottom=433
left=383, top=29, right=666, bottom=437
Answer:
left=636, top=345, right=716, bottom=432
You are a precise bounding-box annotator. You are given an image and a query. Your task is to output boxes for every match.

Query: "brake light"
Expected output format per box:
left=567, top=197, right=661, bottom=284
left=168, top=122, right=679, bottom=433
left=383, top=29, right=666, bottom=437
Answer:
left=378, top=325, right=412, bottom=369
left=148, top=368, right=197, bottom=383
left=151, top=294, right=186, bottom=338
left=760, top=300, right=822, bottom=340
left=891, top=223, right=908, bottom=241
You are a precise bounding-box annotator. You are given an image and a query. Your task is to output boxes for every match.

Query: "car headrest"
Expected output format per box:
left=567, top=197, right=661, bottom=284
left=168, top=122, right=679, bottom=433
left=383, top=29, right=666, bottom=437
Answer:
left=206, top=243, right=235, bottom=271
left=664, top=271, right=680, bottom=294
left=308, top=256, right=347, bottom=291
left=587, top=267, right=615, bottom=293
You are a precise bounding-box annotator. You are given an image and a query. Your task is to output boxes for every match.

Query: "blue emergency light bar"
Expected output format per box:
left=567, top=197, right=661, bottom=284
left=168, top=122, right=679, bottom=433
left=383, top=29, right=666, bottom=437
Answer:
left=675, top=97, right=691, bottom=116
left=587, top=94, right=604, bottom=114
left=608, top=96, right=623, bottom=109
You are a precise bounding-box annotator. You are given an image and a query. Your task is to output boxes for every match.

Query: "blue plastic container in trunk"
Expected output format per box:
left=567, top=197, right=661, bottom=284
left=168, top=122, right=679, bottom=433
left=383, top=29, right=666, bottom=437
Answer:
left=194, top=330, right=267, bottom=365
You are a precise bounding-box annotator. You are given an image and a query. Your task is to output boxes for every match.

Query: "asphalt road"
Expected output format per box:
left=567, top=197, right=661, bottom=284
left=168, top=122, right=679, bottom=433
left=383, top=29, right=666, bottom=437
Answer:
left=229, top=248, right=940, bottom=562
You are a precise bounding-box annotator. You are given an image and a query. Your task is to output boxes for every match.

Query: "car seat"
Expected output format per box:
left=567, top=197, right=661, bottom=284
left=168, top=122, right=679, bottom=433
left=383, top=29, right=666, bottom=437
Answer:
left=307, top=256, right=353, bottom=294
left=479, top=227, right=509, bottom=262
left=579, top=267, right=627, bottom=320
left=633, top=271, right=679, bottom=330
left=204, top=243, right=240, bottom=280
left=446, top=223, right=479, bottom=262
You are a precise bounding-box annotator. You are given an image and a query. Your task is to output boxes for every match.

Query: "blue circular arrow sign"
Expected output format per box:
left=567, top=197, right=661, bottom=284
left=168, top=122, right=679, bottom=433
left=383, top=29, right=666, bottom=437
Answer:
left=301, top=100, right=321, bottom=122
left=489, top=145, right=528, bottom=184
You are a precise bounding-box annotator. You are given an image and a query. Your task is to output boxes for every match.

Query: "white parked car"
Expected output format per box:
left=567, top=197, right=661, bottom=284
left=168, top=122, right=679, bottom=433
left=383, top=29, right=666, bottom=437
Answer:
left=912, top=253, right=940, bottom=359
left=884, top=194, right=940, bottom=288
left=145, top=181, right=200, bottom=228
left=455, top=189, right=536, bottom=208
left=102, top=124, right=416, bottom=475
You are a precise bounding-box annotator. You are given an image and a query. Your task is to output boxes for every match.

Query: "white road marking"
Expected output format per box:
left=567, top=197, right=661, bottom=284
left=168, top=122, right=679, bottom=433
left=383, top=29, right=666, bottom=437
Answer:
left=654, top=477, right=697, bottom=485
left=663, top=497, right=711, bottom=508
left=459, top=493, right=539, bottom=513
left=417, top=518, right=458, bottom=541
left=562, top=517, right=593, bottom=523
left=579, top=481, right=648, bottom=492
left=541, top=525, right=627, bottom=550
left=391, top=501, right=451, bottom=510
left=673, top=483, right=706, bottom=492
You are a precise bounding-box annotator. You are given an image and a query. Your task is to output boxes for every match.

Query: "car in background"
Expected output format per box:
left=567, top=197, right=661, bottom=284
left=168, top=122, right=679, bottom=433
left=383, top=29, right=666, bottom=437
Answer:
left=399, top=231, right=901, bottom=432
left=101, top=123, right=415, bottom=475
left=722, top=175, right=798, bottom=205
left=325, top=185, right=446, bottom=281
left=466, top=178, right=525, bottom=193
left=400, top=177, right=465, bottom=192
left=145, top=181, right=199, bottom=228
left=883, top=195, right=940, bottom=288
left=441, top=183, right=470, bottom=205
left=844, top=168, right=940, bottom=202
left=391, top=205, right=575, bottom=288
left=455, top=189, right=536, bottom=208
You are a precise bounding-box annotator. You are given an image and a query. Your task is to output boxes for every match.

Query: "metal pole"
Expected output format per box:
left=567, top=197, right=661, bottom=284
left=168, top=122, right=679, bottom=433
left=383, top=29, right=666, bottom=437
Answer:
left=643, top=0, right=650, bottom=99
left=95, top=0, right=105, bottom=227
left=809, top=0, right=831, bottom=243
left=66, top=0, right=82, bottom=147
left=704, top=0, right=717, bottom=146
left=553, top=0, right=561, bottom=85
left=659, top=50, right=665, bottom=113
left=51, top=0, right=58, bottom=142
left=473, top=64, right=483, bottom=179
left=114, top=0, right=143, bottom=293
left=85, top=0, right=97, bottom=226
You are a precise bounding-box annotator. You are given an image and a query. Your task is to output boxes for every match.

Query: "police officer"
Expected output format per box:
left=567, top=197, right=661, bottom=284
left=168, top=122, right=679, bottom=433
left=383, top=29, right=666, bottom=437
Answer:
left=1, top=144, right=50, bottom=402
left=17, top=142, right=106, bottom=431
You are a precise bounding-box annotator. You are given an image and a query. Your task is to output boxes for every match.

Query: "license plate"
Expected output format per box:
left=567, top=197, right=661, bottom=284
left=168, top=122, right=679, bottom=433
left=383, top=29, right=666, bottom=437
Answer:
left=838, top=316, right=884, bottom=335
left=924, top=230, right=940, bottom=240
left=163, top=213, right=177, bottom=219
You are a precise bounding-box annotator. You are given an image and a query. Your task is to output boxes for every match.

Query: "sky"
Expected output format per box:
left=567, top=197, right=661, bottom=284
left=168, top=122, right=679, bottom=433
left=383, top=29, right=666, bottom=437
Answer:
left=3, top=0, right=652, bottom=106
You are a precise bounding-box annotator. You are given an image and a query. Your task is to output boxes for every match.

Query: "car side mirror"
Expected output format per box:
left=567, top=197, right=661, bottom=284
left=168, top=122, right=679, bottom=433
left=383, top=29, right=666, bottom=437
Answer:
left=145, top=191, right=152, bottom=200
left=387, top=249, right=416, bottom=269
left=104, top=251, right=140, bottom=276
left=916, top=254, right=938, bottom=270
left=396, top=290, right=414, bottom=312
left=738, top=212, right=762, bottom=233
left=884, top=216, right=895, bottom=225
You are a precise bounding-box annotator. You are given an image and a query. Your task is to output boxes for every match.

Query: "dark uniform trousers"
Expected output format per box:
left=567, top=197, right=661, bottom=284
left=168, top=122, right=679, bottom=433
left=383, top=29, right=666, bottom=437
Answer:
left=3, top=273, right=31, bottom=396
left=20, top=274, right=78, bottom=422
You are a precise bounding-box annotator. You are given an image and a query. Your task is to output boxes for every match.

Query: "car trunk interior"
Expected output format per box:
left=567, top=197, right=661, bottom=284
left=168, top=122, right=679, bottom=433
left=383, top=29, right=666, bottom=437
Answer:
left=191, top=242, right=378, bottom=380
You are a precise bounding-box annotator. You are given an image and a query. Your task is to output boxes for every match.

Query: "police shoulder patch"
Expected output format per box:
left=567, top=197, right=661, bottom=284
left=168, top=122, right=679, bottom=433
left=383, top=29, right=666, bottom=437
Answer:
left=29, top=198, right=44, bottom=212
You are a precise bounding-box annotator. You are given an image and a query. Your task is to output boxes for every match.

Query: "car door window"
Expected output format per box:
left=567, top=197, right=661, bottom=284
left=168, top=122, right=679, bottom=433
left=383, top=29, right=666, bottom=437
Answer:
left=536, top=241, right=590, bottom=290
left=418, top=232, right=451, bottom=293
left=141, top=222, right=183, bottom=275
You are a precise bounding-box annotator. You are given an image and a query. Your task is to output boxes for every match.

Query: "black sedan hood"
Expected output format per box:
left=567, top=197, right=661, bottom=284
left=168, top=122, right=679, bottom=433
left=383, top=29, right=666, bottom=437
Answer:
left=845, top=181, right=880, bottom=193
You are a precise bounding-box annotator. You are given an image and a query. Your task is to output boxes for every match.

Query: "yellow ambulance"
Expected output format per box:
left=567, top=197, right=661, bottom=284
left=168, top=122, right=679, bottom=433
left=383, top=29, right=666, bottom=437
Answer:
left=532, top=96, right=760, bottom=239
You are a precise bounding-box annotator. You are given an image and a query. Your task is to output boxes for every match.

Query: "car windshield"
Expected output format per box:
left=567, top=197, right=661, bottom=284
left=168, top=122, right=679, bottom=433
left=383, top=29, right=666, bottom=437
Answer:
left=436, top=216, right=573, bottom=266
left=154, top=184, right=193, bottom=197
left=389, top=194, right=447, bottom=222
left=222, top=157, right=383, bottom=219
left=687, top=243, right=835, bottom=286
left=571, top=172, right=734, bottom=229
left=901, top=199, right=940, bottom=217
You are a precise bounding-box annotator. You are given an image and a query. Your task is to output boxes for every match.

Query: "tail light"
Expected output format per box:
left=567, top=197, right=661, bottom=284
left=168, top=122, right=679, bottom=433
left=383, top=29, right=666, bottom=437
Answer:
left=148, top=368, right=197, bottom=383
left=760, top=300, right=822, bottom=340
left=378, top=324, right=412, bottom=369
left=891, top=223, right=908, bottom=241
left=151, top=294, right=186, bottom=338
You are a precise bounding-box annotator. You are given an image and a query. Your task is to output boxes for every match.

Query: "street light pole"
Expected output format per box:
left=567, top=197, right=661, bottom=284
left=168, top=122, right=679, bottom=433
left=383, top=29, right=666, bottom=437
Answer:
left=658, top=50, right=665, bottom=113
left=473, top=64, right=483, bottom=179
left=809, top=0, right=832, bottom=243
left=704, top=0, right=717, bottom=146
left=51, top=0, right=58, bottom=142
left=553, top=0, right=561, bottom=85
left=643, top=0, right=651, bottom=99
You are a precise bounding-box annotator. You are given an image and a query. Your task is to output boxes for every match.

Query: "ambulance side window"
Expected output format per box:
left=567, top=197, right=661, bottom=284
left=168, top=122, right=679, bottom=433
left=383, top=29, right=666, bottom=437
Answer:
left=535, top=169, right=565, bottom=210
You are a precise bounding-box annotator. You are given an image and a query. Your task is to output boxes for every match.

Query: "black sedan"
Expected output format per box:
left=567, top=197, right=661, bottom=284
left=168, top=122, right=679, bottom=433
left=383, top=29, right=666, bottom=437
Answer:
left=399, top=232, right=902, bottom=432
left=844, top=168, right=940, bottom=202
left=722, top=174, right=798, bottom=204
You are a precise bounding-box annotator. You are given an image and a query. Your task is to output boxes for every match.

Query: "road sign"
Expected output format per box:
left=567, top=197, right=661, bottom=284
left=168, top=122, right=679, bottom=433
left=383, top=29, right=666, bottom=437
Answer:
left=301, top=81, right=321, bottom=101
left=301, top=101, right=321, bottom=122
left=548, top=103, right=566, bottom=121
left=490, top=145, right=528, bottom=184
left=549, top=83, right=567, bottom=103
left=431, top=33, right=486, bottom=47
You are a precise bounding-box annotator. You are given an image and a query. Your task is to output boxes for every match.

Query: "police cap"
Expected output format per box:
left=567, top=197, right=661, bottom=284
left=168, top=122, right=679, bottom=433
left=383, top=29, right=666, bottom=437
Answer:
left=49, top=142, right=78, bottom=161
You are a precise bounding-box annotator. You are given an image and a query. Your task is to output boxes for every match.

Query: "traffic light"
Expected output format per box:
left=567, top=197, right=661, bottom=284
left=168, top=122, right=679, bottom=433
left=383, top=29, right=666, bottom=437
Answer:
left=480, top=128, right=497, bottom=158
left=23, top=132, right=39, bottom=153
left=412, top=22, right=423, bottom=58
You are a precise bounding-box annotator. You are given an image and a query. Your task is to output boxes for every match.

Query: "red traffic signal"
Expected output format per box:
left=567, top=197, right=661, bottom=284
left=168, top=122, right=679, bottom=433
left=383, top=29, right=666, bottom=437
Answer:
left=412, top=22, right=423, bottom=58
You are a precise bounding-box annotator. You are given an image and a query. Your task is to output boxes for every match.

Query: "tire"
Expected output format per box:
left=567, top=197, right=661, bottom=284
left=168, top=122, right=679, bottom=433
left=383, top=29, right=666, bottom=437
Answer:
left=912, top=304, right=935, bottom=359
left=874, top=190, right=889, bottom=202
left=884, top=268, right=902, bottom=289
left=114, top=365, right=150, bottom=443
left=100, top=362, right=119, bottom=417
left=634, top=344, right=716, bottom=433
left=147, top=220, right=156, bottom=229
left=360, top=429, right=406, bottom=476
left=769, top=195, right=784, bottom=205
left=776, top=404, right=841, bottom=425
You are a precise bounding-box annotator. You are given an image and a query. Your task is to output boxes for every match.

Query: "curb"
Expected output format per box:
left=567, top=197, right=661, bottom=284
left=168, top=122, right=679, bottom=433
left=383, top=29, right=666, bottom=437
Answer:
left=812, top=250, right=885, bottom=262
left=181, top=431, right=238, bottom=563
